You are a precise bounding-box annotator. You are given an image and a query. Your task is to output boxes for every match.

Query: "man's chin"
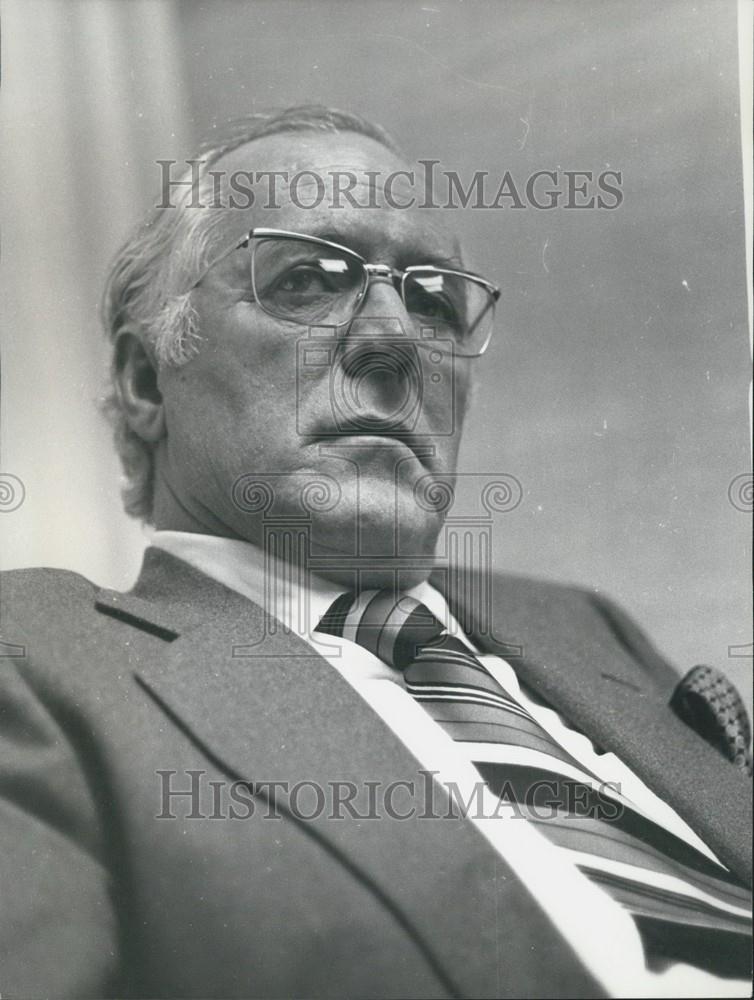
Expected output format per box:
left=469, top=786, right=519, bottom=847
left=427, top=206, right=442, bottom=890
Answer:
left=304, top=504, right=442, bottom=591
left=309, top=561, right=435, bottom=592
left=227, top=471, right=444, bottom=589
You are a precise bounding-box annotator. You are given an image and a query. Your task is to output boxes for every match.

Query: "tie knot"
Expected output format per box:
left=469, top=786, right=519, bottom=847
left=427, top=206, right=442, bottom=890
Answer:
left=318, top=589, right=445, bottom=670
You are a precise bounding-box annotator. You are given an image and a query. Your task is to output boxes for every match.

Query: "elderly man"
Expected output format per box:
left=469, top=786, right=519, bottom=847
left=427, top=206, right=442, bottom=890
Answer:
left=0, top=106, right=751, bottom=999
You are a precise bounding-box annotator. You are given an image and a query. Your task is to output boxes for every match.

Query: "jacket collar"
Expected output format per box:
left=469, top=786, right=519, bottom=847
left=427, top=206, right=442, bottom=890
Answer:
left=95, top=547, right=751, bottom=887
left=94, top=546, right=602, bottom=998
left=437, top=565, right=753, bottom=886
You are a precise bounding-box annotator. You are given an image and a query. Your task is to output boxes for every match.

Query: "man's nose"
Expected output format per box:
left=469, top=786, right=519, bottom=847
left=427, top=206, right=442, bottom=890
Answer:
left=345, top=275, right=411, bottom=342
left=334, top=280, right=422, bottom=433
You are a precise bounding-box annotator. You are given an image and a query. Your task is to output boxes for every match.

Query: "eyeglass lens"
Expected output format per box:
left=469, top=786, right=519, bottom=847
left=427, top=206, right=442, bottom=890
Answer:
left=251, top=236, right=495, bottom=354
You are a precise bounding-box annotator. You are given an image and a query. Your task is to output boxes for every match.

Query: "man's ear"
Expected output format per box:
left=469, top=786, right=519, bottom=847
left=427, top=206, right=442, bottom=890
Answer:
left=113, top=330, right=166, bottom=443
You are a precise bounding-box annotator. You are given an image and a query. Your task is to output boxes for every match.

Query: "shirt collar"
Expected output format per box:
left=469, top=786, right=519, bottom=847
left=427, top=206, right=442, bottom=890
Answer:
left=149, top=529, right=460, bottom=640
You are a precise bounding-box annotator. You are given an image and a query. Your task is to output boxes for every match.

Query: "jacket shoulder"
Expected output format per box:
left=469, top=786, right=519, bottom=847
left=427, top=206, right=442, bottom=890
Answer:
left=1, top=565, right=97, bottom=603
left=485, top=570, right=681, bottom=690
left=0, top=566, right=98, bottom=634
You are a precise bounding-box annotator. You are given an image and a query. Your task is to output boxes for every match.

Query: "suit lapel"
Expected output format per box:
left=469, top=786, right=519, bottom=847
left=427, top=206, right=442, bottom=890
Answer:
left=439, top=568, right=752, bottom=885
left=95, top=548, right=600, bottom=999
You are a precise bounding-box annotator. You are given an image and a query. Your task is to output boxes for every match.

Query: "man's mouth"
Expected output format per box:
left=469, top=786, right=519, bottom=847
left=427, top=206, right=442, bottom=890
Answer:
left=307, top=424, right=435, bottom=467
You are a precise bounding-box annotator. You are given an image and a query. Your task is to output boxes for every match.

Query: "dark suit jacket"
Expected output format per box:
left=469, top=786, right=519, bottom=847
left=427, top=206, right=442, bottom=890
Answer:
left=0, top=548, right=750, bottom=998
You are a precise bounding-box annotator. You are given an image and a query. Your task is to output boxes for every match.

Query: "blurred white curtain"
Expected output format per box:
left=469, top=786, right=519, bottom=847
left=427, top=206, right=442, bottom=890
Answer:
left=1, top=0, right=191, bottom=589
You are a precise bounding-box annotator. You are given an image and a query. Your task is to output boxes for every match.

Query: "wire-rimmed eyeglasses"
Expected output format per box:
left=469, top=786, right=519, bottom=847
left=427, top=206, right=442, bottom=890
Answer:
left=193, top=228, right=500, bottom=357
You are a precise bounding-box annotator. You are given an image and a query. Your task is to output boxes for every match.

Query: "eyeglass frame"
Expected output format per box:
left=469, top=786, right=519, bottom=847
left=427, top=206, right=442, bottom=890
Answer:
left=192, top=227, right=500, bottom=357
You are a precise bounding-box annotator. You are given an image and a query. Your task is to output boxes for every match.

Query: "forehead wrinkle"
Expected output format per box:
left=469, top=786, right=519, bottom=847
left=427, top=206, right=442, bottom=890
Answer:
left=314, top=225, right=464, bottom=270
left=207, top=135, right=464, bottom=268
left=199, top=185, right=464, bottom=269
left=211, top=130, right=409, bottom=181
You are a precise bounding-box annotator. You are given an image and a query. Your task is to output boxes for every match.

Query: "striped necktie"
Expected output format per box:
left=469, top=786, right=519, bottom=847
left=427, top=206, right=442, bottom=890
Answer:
left=318, top=589, right=752, bottom=980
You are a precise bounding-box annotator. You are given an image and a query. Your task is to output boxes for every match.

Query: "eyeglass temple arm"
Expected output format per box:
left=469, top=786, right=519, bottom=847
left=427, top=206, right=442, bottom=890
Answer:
left=465, top=293, right=497, bottom=339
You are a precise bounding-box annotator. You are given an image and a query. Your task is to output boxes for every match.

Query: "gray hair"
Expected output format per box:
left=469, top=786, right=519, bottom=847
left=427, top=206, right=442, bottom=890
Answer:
left=101, top=105, right=401, bottom=521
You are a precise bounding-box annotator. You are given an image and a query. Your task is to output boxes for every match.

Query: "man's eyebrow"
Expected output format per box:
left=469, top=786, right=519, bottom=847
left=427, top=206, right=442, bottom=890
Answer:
left=311, top=229, right=357, bottom=250
left=309, top=229, right=465, bottom=269
left=410, top=250, right=465, bottom=269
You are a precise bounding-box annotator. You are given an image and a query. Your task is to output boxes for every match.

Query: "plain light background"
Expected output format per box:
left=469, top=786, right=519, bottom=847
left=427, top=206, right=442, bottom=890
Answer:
left=1, top=0, right=751, bottom=699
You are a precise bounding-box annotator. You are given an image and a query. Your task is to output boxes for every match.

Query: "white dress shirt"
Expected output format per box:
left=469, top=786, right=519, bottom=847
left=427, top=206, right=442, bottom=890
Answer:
left=150, top=529, right=750, bottom=998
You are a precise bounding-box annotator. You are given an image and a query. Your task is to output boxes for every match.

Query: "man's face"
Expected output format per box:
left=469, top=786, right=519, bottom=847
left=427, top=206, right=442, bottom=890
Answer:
left=156, top=132, right=474, bottom=586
